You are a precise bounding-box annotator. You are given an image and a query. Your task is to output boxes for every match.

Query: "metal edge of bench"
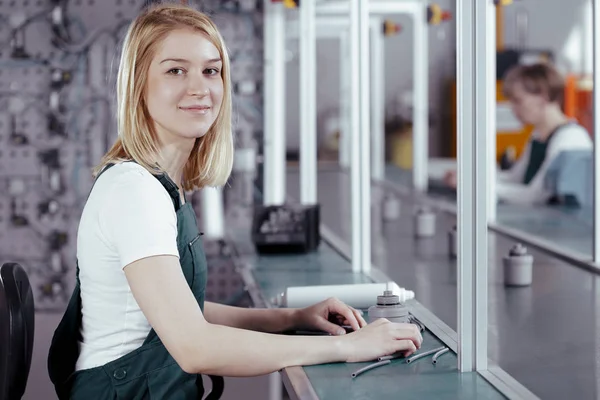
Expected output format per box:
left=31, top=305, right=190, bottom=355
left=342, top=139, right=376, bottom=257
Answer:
left=376, top=176, right=600, bottom=275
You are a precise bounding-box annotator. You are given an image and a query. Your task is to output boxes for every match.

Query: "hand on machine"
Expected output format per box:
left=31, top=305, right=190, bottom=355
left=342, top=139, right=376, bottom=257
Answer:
left=292, top=297, right=423, bottom=363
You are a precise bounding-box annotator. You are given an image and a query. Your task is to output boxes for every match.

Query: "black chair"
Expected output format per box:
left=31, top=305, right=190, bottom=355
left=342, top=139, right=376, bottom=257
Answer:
left=0, top=263, right=35, bottom=400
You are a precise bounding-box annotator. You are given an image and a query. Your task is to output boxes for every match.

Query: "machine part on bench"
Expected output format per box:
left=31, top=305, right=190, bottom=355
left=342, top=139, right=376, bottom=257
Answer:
left=432, top=348, right=450, bottom=364
left=414, top=207, right=436, bottom=238
left=503, top=243, right=534, bottom=287
left=368, top=290, right=410, bottom=324
left=448, top=225, right=457, bottom=259
left=251, top=204, right=321, bottom=254
left=382, top=194, right=401, bottom=221
left=272, top=282, right=414, bottom=309
left=351, top=360, right=391, bottom=378
left=406, top=346, right=447, bottom=364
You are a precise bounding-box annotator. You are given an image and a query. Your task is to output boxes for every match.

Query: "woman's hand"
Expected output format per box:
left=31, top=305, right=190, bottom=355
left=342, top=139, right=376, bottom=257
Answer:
left=444, top=169, right=457, bottom=188
left=294, top=297, right=367, bottom=335
left=341, top=318, right=423, bottom=363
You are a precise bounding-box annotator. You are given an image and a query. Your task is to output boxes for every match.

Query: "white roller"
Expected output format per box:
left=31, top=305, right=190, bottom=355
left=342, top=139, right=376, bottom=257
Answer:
left=200, top=187, right=224, bottom=240
left=272, top=282, right=415, bottom=309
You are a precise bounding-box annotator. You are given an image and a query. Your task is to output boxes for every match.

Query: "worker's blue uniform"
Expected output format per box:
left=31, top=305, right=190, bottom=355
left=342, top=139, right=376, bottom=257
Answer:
left=47, top=163, right=224, bottom=399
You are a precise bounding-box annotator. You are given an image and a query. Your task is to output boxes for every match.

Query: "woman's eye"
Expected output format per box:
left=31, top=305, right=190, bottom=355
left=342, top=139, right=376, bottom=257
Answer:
left=167, top=68, right=185, bottom=75
left=204, top=68, right=220, bottom=75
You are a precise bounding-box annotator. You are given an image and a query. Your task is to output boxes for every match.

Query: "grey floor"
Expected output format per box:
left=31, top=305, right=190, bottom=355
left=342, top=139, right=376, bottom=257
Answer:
left=286, top=167, right=600, bottom=400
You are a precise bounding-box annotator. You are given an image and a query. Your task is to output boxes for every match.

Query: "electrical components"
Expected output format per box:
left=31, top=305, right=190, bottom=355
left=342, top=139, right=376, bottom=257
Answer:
left=426, top=4, right=452, bottom=25
left=38, top=148, right=63, bottom=193
left=252, top=204, right=320, bottom=254
left=9, top=11, right=29, bottom=59
left=382, top=20, right=402, bottom=37
left=414, top=207, right=436, bottom=238
left=503, top=243, right=534, bottom=287
left=367, top=290, right=410, bottom=324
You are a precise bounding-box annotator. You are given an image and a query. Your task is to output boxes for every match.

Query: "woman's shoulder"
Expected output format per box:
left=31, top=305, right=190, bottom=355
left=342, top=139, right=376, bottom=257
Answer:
left=552, top=122, right=592, bottom=147
left=93, top=162, right=170, bottom=203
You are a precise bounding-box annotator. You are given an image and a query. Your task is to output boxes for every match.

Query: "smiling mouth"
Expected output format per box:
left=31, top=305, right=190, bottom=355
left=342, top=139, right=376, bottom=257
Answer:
left=180, top=106, right=211, bottom=114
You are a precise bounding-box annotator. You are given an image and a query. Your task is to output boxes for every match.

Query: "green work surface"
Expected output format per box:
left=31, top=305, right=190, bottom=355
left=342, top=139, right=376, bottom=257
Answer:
left=304, top=331, right=505, bottom=400
left=238, top=238, right=506, bottom=399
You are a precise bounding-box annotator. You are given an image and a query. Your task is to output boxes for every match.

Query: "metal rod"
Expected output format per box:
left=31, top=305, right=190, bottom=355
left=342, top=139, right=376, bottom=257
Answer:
left=359, top=0, right=372, bottom=274
left=371, top=16, right=385, bottom=181
left=263, top=0, right=286, bottom=206
left=349, top=0, right=361, bottom=273
left=593, top=0, right=600, bottom=263
left=350, top=360, right=391, bottom=378
left=457, top=0, right=493, bottom=372
left=339, top=33, right=350, bottom=168
left=300, top=0, right=317, bottom=205
left=412, top=3, right=428, bottom=192
left=475, top=0, right=494, bottom=370
left=432, top=347, right=450, bottom=364
left=456, top=0, right=475, bottom=372
left=316, top=0, right=419, bottom=15
left=406, top=346, right=447, bottom=364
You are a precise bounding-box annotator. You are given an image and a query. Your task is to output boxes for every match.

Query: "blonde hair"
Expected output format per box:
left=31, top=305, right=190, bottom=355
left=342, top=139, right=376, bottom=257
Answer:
left=502, top=62, right=565, bottom=106
left=94, top=3, right=233, bottom=190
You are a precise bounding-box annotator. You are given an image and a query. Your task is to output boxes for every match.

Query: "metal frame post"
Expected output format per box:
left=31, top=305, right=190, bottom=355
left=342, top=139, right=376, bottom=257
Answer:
left=263, top=0, right=286, bottom=206
left=349, top=0, right=371, bottom=273
left=456, top=0, right=492, bottom=371
left=593, top=0, right=600, bottom=263
left=300, top=0, right=318, bottom=205
left=412, top=2, right=429, bottom=192
left=371, top=16, right=385, bottom=181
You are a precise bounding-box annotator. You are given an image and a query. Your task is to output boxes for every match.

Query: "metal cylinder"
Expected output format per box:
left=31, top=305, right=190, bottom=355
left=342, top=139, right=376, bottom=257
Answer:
left=382, top=194, right=400, bottom=221
left=503, top=243, right=534, bottom=287
left=414, top=207, right=436, bottom=238
left=367, top=290, right=410, bottom=324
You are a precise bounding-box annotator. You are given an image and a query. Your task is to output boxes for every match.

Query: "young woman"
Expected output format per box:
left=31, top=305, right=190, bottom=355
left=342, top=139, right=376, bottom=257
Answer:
left=445, top=62, right=592, bottom=205
left=47, top=4, right=422, bottom=399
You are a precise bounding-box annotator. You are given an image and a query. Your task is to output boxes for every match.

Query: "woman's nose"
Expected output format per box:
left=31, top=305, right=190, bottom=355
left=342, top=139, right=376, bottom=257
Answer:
left=188, top=75, right=209, bottom=97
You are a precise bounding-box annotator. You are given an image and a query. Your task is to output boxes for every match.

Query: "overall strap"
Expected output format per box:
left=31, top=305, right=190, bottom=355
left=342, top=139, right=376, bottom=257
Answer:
left=155, top=173, right=183, bottom=211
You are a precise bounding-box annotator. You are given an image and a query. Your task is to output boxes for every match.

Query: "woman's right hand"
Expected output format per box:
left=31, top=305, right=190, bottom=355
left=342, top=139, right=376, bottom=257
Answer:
left=340, top=318, right=423, bottom=363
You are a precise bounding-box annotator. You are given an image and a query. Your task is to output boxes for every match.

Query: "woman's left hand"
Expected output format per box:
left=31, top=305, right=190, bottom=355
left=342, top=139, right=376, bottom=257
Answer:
left=294, top=297, right=368, bottom=335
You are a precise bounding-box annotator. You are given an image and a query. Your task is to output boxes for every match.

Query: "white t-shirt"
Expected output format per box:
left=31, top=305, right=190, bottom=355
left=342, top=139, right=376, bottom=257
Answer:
left=75, top=162, right=180, bottom=371
left=496, top=122, right=592, bottom=205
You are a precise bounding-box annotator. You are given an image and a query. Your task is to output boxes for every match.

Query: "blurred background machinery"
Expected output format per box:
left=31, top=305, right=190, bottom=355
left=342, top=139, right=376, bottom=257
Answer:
left=0, top=0, right=262, bottom=311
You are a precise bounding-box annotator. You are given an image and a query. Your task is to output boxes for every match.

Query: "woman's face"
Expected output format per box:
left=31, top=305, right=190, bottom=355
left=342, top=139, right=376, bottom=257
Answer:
left=508, top=82, right=547, bottom=126
left=145, top=28, right=224, bottom=146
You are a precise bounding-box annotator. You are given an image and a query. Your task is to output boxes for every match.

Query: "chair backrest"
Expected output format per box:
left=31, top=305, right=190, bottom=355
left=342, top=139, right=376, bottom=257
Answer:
left=0, top=263, right=35, bottom=400
left=544, top=149, right=593, bottom=208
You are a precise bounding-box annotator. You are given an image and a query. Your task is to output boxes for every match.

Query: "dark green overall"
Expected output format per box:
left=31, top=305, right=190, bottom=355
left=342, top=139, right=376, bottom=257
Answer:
left=47, top=163, right=224, bottom=399
left=522, top=123, right=570, bottom=185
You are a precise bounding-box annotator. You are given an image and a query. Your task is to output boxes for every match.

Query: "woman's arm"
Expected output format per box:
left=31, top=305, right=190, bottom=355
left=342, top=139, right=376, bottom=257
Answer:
left=203, top=301, right=297, bottom=333
left=497, top=142, right=531, bottom=183
left=125, top=255, right=422, bottom=377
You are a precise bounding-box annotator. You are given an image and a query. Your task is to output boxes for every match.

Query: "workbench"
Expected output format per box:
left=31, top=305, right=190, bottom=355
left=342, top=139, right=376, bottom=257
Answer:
left=279, top=167, right=600, bottom=400
left=228, top=226, right=506, bottom=400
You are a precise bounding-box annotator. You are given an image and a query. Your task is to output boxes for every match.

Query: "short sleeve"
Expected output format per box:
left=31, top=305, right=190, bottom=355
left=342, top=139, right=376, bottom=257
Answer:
left=99, top=170, right=179, bottom=269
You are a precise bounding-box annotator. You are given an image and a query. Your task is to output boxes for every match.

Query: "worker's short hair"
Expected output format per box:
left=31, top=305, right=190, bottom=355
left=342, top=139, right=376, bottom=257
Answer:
left=94, top=3, right=233, bottom=190
left=502, top=62, right=565, bottom=106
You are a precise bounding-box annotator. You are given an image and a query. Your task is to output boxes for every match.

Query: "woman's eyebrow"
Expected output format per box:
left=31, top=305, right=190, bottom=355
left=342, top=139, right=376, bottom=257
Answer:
left=159, top=57, right=222, bottom=64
